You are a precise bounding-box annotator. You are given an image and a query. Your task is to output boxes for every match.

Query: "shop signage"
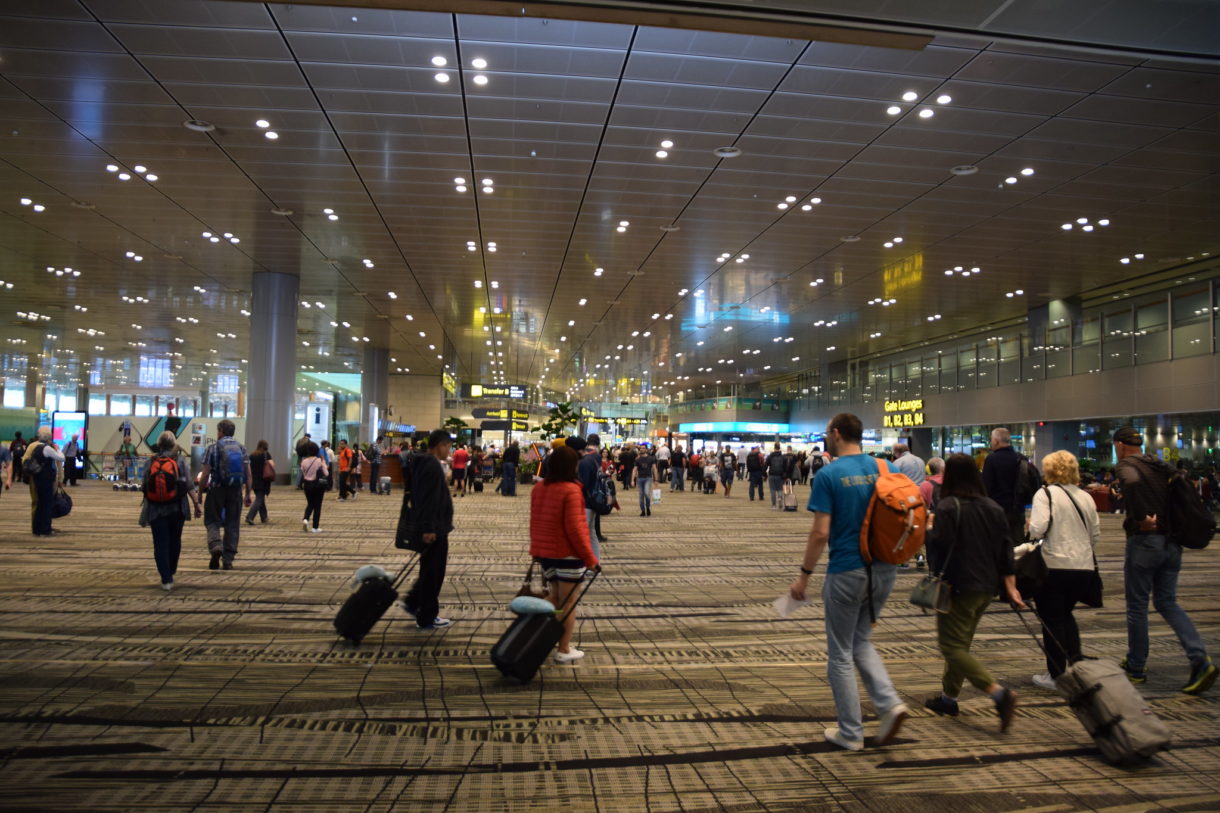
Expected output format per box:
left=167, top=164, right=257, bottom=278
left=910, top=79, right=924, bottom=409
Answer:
left=467, top=383, right=527, bottom=399
left=590, top=416, right=647, bottom=426
left=481, top=419, right=529, bottom=431
left=882, top=399, right=926, bottom=428
left=679, top=421, right=790, bottom=433
left=472, top=408, right=529, bottom=420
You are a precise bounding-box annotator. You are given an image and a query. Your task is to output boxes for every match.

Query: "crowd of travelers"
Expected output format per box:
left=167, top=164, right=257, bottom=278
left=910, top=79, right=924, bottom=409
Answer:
left=3, top=415, right=1216, bottom=734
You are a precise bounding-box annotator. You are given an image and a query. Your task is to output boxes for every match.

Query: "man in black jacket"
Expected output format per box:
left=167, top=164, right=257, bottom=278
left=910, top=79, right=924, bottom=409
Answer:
left=981, top=427, right=1026, bottom=547
left=746, top=446, right=765, bottom=501
left=402, top=428, right=455, bottom=630
left=1114, top=426, right=1215, bottom=693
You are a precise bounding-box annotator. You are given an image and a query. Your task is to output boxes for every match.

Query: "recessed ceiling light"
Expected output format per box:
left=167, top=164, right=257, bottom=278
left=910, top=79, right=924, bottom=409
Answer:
left=1098, top=219, right=1110, bottom=226
left=950, top=165, right=978, bottom=175
left=655, top=150, right=668, bottom=158
left=434, top=73, right=450, bottom=83
left=264, top=131, right=279, bottom=140
left=1020, top=167, right=1035, bottom=176
left=183, top=119, right=215, bottom=132
left=918, top=108, right=934, bottom=118
left=1061, top=223, right=1073, bottom=230
left=471, top=57, right=488, bottom=69
left=472, top=74, right=488, bottom=86
left=255, top=120, right=270, bottom=129
left=1004, top=176, right=1018, bottom=184
left=936, top=94, right=952, bottom=104
left=777, top=203, right=788, bottom=210
left=713, top=146, right=742, bottom=158
left=886, top=105, right=901, bottom=115
left=902, top=91, right=918, bottom=102
left=431, top=56, right=447, bottom=67
left=117, top=172, right=131, bottom=180
left=1077, top=217, right=1088, bottom=224
left=840, top=235, right=861, bottom=243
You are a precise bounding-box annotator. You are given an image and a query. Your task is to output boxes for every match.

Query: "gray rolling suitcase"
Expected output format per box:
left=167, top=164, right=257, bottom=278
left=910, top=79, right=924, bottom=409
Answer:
left=1055, top=658, right=1171, bottom=765
left=1017, top=609, right=1170, bottom=765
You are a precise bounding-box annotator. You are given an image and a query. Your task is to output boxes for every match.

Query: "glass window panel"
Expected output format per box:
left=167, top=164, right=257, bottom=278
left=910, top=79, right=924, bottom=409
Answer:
left=1024, top=332, right=1044, bottom=381
left=1134, top=295, right=1169, bottom=364
left=999, top=334, right=1022, bottom=385
left=939, top=350, right=956, bottom=392
left=976, top=340, right=997, bottom=388
left=3, top=379, right=25, bottom=408
left=58, top=392, right=77, bottom=412
left=957, top=346, right=976, bottom=391
left=43, top=391, right=58, bottom=411
left=1172, top=285, right=1211, bottom=358
left=922, top=353, right=939, bottom=395
left=109, top=395, right=132, bottom=416
left=134, top=395, right=154, bottom=417
left=1103, top=306, right=1133, bottom=369
left=88, top=393, right=107, bottom=415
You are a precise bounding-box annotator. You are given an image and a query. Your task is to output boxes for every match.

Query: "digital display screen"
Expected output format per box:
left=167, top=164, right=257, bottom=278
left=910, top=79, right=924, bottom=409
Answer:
left=52, top=411, right=87, bottom=450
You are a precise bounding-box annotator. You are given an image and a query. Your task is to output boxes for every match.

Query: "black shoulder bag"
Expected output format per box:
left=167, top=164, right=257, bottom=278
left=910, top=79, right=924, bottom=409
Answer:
left=1015, top=487, right=1052, bottom=596
left=910, top=497, right=960, bottom=614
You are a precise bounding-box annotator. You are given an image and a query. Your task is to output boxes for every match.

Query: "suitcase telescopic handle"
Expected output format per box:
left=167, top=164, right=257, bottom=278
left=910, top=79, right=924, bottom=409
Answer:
left=392, top=552, right=422, bottom=589
left=556, top=568, right=600, bottom=617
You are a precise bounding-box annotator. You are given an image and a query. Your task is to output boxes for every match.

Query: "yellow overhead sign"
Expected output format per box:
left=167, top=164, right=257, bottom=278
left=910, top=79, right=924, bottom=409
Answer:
left=883, top=398, right=925, bottom=428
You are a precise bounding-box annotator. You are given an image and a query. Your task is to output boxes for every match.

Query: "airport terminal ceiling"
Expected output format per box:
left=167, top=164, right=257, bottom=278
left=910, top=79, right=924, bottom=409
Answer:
left=1, top=0, right=1218, bottom=403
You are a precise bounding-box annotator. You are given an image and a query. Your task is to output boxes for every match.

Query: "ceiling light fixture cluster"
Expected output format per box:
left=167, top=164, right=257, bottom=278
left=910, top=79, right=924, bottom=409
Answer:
left=868, top=297, right=897, bottom=307
left=123, top=251, right=144, bottom=262
left=943, top=265, right=981, bottom=277
left=886, top=89, right=950, bottom=118
left=46, top=266, right=80, bottom=278
left=926, top=314, right=942, bottom=322
left=17, top=310, right=52, bottom=322
left=323, top=208, right=339, bottom=221
left=616, top=220, right=629, bottom=233
left=1004, top=289, right=1025, bottom=298
left=1001, top=167, right=1036, bottom=186
left=883, top=236, right=904, bottom=248
left=1060, top=217, right=1109, bottom=232
left=201, top=231, right=240, bottom=244
left=255, top=119, right=278, bottom=140
left=1119, top=253, right=1146, bottom=264
left=362, top=258, right=375, bottom=269
left=18, top=197, right=47, bottom=212
left=105, top=163, right=158, bottom=182
left=809, top=278, right=825, bottom=287
left=470, top=57, right=489, bottom=86
left=480, top=177, right=495, bottom=194
left=655, top=138, right=673, bottom=159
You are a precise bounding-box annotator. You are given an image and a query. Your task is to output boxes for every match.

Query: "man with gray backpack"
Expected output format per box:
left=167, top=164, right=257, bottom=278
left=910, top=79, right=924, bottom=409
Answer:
left=198, top=419, right=253, bottom=571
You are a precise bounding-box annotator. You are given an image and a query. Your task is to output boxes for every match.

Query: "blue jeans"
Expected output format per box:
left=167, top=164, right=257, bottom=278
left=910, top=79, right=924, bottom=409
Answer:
left=150, top=513, right=184, bottom=584
left=670, top=466, right=684, bottom=491
left=638, top=477, right=652, bottom=512
left=501, top=462, right=517, bottom=496
left=585, top=508, right=601, bottom=561
left=768, top=474, right=784, bottom=506
left=1124, top=534, right=1208, bottom=671
left=823, top=564, right=902, bottom=741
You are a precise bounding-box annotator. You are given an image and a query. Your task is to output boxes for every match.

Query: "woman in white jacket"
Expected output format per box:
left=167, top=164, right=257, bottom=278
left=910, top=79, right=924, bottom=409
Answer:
left=1016, top=450, right=1102, bottom=689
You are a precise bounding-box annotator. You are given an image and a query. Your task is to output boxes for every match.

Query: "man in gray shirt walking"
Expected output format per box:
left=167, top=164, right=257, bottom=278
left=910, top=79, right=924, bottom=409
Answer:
left=892, top=443, right=925, bottom=486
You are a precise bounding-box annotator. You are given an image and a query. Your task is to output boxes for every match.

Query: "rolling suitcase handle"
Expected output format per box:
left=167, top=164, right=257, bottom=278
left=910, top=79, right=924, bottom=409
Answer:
left=554, top=568, right=600, bottom=618
left=1012, top=604, right=1073, bottom=667
left=391, top=552, right=422, bottom=589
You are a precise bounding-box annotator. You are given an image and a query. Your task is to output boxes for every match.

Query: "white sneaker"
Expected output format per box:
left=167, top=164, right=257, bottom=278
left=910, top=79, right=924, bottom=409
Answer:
left=1033, top=672, right=1058, bottom=691
left=302, top=519, right=310, bottom=532
left=554, top=647, right=585, bottom=664
left=311, top=527, right=323, bottom=533
left=824, top=727, right=864, bottom=752
left=875, top=703, right=909, bottom=746
left=161, top=581, right=173, bottom=591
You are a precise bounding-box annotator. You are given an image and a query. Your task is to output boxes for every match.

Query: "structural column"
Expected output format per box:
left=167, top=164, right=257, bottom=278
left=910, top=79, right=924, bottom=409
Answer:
left=362, top=345, right=389, bottom=443
left=246, top=272, right=299, bottom=481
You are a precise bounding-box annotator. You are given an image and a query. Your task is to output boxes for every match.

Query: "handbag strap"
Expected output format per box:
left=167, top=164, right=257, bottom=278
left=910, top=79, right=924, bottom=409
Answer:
left=1030, top=486, right=1053, bottom=542
left=931, top=497, right=963, bottom=578
left=1054, top=484, right=1099, bottom=570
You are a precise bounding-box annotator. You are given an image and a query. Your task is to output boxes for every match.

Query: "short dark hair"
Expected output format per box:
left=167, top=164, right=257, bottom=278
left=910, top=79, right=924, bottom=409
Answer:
left=586, top=433, right=601, bottom=448
left=427, top=428, right=451, bottom=449
left=217, top=419, right=235, bottom=437
left=941, top=453, right=987, bottom=501
left=565, top=435, right=587, bottom=451
left=300, top=441, right=319, bottom=457
left=545, top=446, right=580, bottom=483
left=827, top=413, right=863, bottom=444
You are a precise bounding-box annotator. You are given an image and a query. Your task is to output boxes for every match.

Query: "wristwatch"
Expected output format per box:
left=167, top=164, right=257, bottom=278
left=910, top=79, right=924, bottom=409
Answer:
left=799, top=566, right=813, bottom=576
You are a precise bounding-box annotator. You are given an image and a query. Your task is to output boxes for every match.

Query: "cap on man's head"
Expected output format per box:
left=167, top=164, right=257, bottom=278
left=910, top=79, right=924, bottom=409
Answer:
left=1113, top=426, right=1143, bottom=447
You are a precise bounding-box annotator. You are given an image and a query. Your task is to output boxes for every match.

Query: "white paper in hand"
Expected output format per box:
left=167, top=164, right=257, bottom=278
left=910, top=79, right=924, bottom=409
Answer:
left=773, top=592, right=810, bottom=619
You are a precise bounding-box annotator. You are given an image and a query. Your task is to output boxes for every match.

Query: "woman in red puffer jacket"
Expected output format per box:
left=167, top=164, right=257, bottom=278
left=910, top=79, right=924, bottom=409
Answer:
left=530, top=445, right=600, bottom=664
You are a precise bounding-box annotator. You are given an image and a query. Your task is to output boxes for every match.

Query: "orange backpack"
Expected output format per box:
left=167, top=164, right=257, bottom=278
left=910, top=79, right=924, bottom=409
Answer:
left=859, top=457, right=928, bottom=565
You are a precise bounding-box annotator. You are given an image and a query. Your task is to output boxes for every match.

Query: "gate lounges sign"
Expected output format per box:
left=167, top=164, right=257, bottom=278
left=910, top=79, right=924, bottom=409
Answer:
left=883, top=399, right=926, bottom=428
left=679, top=421, right=790, bottom=434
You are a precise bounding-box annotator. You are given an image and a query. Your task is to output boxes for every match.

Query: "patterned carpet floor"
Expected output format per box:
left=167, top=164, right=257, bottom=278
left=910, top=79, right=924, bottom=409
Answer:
left=0, top=480, right=1217, bottom=812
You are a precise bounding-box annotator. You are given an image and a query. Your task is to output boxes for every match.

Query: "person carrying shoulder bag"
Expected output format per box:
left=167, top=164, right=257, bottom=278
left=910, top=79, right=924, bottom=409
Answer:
left=1017, top=451, right=1102, bottom=690
left=923, top=454, right=1025, bottom=731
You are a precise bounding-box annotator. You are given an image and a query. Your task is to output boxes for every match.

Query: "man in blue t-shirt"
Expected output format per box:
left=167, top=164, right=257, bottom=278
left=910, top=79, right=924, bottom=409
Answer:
left=789, top=413, right=909, bottom=751
left=198, top=419, right=252, bottom=571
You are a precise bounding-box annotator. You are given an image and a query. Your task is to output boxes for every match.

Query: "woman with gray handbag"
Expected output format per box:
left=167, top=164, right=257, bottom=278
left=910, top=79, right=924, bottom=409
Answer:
left=1016, top=451, right=1102, bottom=691
left=922, top=454, right=1026, bottom=732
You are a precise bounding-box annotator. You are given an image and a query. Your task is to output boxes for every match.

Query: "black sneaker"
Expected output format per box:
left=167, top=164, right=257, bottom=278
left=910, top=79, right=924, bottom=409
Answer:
left=1182, top=658, right=1218, bottom=695
left=209, top=551, right=221, bottom=570
left=994, top=688, right=1017, bottom=733
left=222, top=560, right=233, bottom=571
left=923, top=694, right=959, bottom=717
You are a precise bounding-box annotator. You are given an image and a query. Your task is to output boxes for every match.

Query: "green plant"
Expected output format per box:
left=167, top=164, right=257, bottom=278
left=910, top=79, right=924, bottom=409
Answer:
left=534, top=401, right=582, bottom=440
left=443, top=415, right=470, bottom=443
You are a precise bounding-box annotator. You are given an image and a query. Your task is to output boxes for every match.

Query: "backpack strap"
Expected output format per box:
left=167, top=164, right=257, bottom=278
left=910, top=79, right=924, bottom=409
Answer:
left=860, top=457, right=887, bottom=625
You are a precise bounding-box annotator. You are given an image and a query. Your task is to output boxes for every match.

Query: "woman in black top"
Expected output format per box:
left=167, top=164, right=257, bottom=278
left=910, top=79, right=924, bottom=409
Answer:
left=245, top=440, right=273, bottom=525
left=923, top=454, right=1025, bottom=732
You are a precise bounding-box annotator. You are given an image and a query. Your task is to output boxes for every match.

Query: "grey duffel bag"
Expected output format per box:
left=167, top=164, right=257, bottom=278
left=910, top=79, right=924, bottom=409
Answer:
left=1056, top=658, right=1172, bottom=765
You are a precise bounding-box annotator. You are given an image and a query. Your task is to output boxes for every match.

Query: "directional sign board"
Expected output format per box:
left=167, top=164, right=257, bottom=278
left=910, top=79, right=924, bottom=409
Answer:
left=481, top=420, right=530, bottom=432
left=472, top=408, right=530, bottom=420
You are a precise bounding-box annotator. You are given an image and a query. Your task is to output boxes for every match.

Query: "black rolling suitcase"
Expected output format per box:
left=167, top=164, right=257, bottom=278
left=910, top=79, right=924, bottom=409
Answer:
left=474, top=479, right=484, bottom=493
left=334, top=555, right=419, bottom=645
left=491, top=570, right=599, bottom=683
